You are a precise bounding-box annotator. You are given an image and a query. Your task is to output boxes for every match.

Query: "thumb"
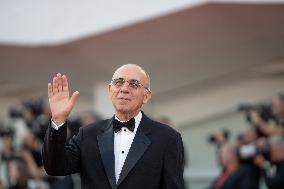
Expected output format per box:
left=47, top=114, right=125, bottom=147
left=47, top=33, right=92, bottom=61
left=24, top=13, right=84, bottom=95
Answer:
left=69, top=91, right=80, bottom=107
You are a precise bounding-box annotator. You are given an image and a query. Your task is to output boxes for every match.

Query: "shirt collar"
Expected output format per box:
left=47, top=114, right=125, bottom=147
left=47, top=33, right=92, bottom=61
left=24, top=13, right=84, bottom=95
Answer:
left=114, top=111, right=142, bottom=132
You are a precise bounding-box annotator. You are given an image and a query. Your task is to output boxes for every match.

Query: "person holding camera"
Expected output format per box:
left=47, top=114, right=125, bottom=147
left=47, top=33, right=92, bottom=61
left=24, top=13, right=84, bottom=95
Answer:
left=208, top=143, right=239, bottom=189
left=254, top=136, right=284, bottom=189
left=249, top=94, right=284, bottom=137
left=233, top=127, right=263, bottom=189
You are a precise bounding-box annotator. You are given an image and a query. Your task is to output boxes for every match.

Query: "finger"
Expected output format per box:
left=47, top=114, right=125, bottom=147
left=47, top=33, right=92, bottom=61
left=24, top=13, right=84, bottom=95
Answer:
left=62, top=74, right=69, bottom=92
left=69, top=91, right=79, bottom=107
left=53, top=76, right=59, bottom=94
left=57, top=73, right=63, bottom=92
left=48, top=83, right=53, bottom=98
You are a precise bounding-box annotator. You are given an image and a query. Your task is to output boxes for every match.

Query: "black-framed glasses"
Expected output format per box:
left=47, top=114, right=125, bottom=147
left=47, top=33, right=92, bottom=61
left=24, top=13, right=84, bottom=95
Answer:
left=111, top=78, right=148, bottom=90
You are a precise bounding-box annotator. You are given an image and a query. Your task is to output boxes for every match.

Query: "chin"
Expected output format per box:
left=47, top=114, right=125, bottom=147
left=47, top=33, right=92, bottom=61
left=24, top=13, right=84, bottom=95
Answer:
left=115, top=106, right=132, bottom=114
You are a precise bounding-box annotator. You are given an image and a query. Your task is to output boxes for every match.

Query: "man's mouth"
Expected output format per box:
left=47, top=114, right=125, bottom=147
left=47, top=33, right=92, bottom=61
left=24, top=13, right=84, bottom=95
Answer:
left=118, top=97, right=131, bottom=101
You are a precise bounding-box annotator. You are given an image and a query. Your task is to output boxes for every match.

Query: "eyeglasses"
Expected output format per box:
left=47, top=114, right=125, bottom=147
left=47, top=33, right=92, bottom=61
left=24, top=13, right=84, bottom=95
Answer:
left=111, top=78, right=148, bottom=90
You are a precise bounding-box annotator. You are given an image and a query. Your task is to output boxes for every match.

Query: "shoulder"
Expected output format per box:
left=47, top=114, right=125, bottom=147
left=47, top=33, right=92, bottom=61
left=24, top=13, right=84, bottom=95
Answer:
left=142, top=113, right=181, bottom=139
left=154, top=120, right=179, bottom=136
left=79, top=118, right=112, bottom=134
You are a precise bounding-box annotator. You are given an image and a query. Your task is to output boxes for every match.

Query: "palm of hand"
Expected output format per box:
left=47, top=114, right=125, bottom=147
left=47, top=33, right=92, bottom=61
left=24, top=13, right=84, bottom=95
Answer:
left=49, top=91, right=70, bottom=120
left=48, top=73, right=79, bottom=124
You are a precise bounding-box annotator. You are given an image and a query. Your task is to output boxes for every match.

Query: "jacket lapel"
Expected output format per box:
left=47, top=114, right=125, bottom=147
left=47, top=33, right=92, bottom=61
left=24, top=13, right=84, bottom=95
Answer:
left=97, top=118, right=116, bottom=189
left=116, top=114, right=151, bottom=186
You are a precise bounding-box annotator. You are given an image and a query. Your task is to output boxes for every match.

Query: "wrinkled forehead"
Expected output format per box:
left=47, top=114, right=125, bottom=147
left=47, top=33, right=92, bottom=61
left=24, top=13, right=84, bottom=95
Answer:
left=112, top=66, right=146, bottom=83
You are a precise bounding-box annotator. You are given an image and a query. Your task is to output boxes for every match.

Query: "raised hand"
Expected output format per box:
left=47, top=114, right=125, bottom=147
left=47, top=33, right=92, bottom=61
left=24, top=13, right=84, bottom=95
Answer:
left=48, top=73, right=79, bottom=125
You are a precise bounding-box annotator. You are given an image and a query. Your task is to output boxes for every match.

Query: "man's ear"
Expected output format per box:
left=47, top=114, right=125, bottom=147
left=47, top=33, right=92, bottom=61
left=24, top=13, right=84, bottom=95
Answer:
left=143, top=90, right=152, bottom=104
left=108, top=84, right=112, bottom=98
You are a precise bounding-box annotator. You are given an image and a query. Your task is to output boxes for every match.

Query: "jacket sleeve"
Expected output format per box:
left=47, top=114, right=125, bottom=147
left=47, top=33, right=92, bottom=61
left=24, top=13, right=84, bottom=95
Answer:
left=162, top=132, right=185, bottom=189
left=42, top=122, right=83, bottom=176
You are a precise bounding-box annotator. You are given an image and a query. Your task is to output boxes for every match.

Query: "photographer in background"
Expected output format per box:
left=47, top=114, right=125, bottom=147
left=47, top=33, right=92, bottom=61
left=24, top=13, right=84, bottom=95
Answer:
left=255, top=136, right=284, bottom=189
left=272, top=94, right=284, bottom=127
left=208, top=140, right=262, bottom=189
left=207, top=143, right=239, bottom=189
left=0, top=127, right=15, bottom=188
left=208, top=129, right=259, bottom=189
left=237, top=93, right=284, bottom=189
left=249, top=94, right=284, bottom=137
left=207, top=129, right=230, bottom=148
left=235, top=127, right=262, bottom=189
left=21, top=128, right=46, bottom=180
left=207, top=129, right=231, bottom=176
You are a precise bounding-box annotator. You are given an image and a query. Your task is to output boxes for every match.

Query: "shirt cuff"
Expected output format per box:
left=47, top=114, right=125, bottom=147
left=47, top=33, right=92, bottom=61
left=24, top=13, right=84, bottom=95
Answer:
left=51, top=119, right=65, bottom=130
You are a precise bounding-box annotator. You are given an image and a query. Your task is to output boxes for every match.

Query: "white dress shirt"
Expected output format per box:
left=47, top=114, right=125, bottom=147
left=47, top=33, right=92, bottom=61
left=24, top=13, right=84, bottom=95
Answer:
left=51, top=111, right=142, bottom=183
left=113, top=111, right=142, bottom=183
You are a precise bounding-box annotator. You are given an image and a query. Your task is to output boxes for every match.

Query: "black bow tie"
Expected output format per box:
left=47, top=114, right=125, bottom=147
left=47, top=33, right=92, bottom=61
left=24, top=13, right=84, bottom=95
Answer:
left=113, top=118, right=135, bottom=133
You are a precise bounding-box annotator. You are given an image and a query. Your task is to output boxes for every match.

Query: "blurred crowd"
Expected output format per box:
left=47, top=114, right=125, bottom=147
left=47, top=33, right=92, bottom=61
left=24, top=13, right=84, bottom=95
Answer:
left=0, top=98, right=101, bottom=189
left=2, top=93, right=284, bottom=189
left=207, top=93, right=284, bottom=189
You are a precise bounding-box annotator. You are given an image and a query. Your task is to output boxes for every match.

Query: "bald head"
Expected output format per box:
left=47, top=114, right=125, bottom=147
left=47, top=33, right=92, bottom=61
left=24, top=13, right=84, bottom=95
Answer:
left=108, top=64, right=152, bottom=120
left=112, top=64, right=151, bottom=90
left=220, top=143, right=238, bottom=167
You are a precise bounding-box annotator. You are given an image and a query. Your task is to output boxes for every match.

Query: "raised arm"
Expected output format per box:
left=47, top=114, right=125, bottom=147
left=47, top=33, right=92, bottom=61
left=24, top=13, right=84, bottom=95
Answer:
left=43, top=73, right=81, bottom=176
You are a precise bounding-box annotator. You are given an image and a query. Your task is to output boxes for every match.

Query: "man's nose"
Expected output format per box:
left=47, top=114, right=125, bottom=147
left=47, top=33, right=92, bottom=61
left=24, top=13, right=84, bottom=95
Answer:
left=119, top=81, right=130, bottom=92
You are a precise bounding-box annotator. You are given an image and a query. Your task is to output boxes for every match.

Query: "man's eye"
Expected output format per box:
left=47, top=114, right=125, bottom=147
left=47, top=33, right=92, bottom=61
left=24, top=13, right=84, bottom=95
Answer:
left=130, top=83, right=138, bottom=88
left=129, top=81, right=140, bottom=88
left=114, top=80, right=124, bottom=85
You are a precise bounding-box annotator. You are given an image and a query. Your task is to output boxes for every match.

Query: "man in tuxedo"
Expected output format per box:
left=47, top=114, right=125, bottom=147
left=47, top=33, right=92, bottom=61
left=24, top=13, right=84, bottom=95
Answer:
left=42, top=64, right=185, bottom=189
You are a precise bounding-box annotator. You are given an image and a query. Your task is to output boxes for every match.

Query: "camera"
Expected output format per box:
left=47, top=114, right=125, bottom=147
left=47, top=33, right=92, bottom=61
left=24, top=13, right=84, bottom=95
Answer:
left=238, top=103, right=276, bottom=123
left=0, top=127, right=14, bottom=137
left=207, top=129, right=230, bottom=144
left=9, top=107, right=24, bottom=119
left=239, top=143, right=270, bottom=160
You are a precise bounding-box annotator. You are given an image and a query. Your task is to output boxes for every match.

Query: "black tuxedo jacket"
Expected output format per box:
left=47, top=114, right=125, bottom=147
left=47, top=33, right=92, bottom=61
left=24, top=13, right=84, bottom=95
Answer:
left=42, top=112, right=184, bottom=189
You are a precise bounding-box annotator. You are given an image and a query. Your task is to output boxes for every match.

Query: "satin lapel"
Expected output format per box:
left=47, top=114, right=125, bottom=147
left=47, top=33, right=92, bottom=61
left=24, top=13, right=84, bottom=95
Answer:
left=97, top=119, right=116, bottom=189
left=116, top=125, right=151, bottom=186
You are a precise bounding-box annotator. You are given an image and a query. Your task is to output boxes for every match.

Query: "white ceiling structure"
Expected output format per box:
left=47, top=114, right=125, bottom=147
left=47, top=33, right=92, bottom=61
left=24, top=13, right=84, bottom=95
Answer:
left=0, top=0, right=284, bottom=123
left=1, top=0, right=283, bottom=45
